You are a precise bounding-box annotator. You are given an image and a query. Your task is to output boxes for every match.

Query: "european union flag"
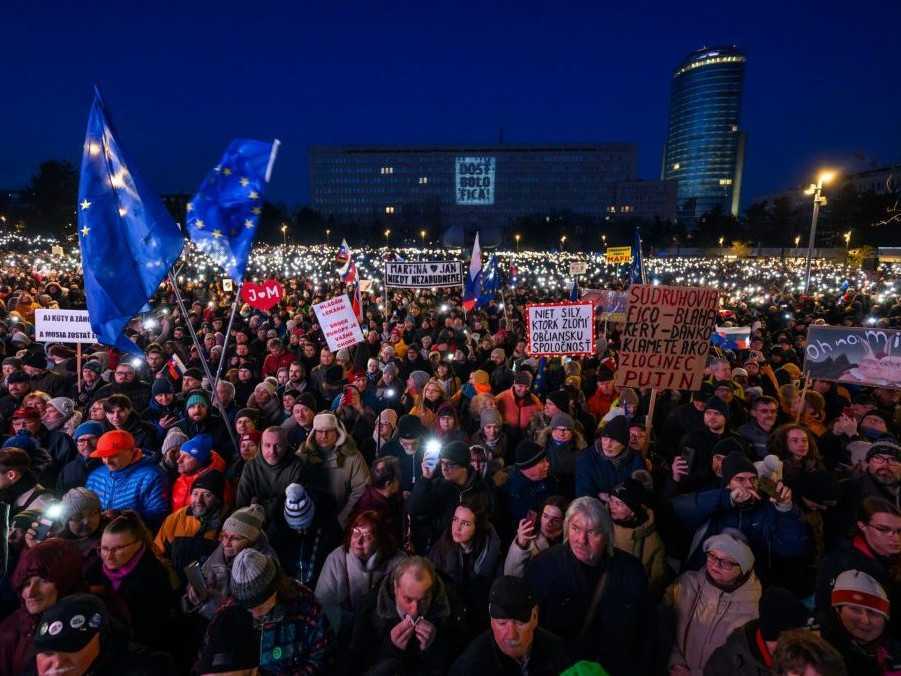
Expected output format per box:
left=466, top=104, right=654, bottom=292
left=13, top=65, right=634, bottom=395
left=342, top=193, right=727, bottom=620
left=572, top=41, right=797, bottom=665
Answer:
left=186, top=139, right=280, bottom=284
left=77, top=89, right=184, bottom=354
left=628, top=227, right=646, bottom=285
left=477, top=254, right=499, bottom=309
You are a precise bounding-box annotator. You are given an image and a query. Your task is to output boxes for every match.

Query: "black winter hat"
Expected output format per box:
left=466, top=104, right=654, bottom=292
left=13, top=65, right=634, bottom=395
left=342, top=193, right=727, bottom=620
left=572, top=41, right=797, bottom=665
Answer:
left=489, top=576, right=537, bottom=623
left=758, top=587, right=810, bottom=641
left=514, top=440, right=546, bottom=469
left=721, top=451, right=756, bottom=486
left=193, top=469, right=225, bottom=502
left=712, top=436, right=747, bottom=458
left=296, top=393, right=318, bottom=412
left=151, top=379, right=173, bottom=396
left=397, top=414, right=425, bottom=439
left=21, top=351, right=46, bottom=370
left=440, top=440, right=470, bottom=467
left=611, top=478, right=648, bottom=515
left=546, top=390, right=571, bottom=413
left=601, top=415, right=629, bottom=446
left=704, top=396, right=730, bottom=418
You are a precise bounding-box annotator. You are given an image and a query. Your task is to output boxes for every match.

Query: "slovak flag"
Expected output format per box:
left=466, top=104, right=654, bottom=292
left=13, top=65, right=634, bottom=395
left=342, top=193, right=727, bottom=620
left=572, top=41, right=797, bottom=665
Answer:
left=462, top=231, right=482, bottom=313
left=711, top=326, right=751, bottom=351
left=336, top=238, right=362, bottom=320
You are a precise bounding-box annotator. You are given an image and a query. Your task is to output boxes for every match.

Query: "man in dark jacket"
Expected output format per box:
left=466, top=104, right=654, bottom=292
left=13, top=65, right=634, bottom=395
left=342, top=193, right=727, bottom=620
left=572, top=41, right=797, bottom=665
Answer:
left=407, top=440, right=495, bottom=553
left=344, top=556, right=466, bottom=676
left=450, top=575, right=569, bottom=676
left=575, top=415, right=644, bottom=500
left=381, top=414, right=426, bottom=493
left=496, top=440, right=559, bottom=532
left=235, top=426, right=306, bottom=525
left=57, top=421, right=104, bottom=491
left=177, top=389, right=237, bottom=462
left=21, top=349, right=73, bottom=398
left=101, top=394, right=159, bottom=458
left=89, top=361, right=150, bottom=411
left=0, top=371, right=31, bottom=427
left=525, top=496, right=654, bottom=675
left=10, top=406, right=76, bottom=485
left=670, top=397, right=744, bottom=495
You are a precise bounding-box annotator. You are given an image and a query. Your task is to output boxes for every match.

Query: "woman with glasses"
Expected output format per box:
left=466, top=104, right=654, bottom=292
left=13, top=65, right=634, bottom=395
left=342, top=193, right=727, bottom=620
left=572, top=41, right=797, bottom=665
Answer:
left=315, top=510, right=405, bottom=638
left=95, top=510, right=175, bottom=651
left=428, top=496, right=502, bottom=637
left=664, top=530, right=761, bottom=675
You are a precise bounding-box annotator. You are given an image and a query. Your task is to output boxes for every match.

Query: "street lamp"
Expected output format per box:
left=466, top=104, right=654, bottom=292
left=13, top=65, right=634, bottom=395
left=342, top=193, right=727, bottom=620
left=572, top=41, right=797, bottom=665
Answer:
left=719, top=236, right=725, bottom=248
left=802, top=169, right=836, bottom=293
left=794, top=235, right=801, bottom=248
left=420, top=229, right=427, bottom=245
left=514, top=234, right=520, bottom=252
left=384, top=229, right=391, bottom=247
left=325, top=228, right=331, bottom=244
left=844, top=230, right=852, bottom=249
left=280, top=224, right=288, bottom=277
left=560, top=235, right=567, bottom=250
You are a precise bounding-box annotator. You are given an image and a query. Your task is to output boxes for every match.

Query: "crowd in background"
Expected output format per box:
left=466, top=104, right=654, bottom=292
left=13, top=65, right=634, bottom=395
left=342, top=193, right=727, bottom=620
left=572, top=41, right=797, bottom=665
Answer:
left=0, top=240, right=898, bottom=675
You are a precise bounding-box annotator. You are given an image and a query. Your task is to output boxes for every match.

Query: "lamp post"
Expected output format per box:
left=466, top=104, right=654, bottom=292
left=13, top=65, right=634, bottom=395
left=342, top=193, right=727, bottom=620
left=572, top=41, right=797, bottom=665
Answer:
left=719, top=236, right=725, bottom=249
left=384, top=229, right=391, bottom=248
left=325, top=228, right=331, bottom=245
left=844, top=230, right=852, bottom=250
left=560, top=234, right=567, bottom=251
left=803, top=170, right=836, bottom=293
left=794, top=235, right=801, bottom=248
left=280, top=223, right=288, bottom=277
left=514, top=234, right=520, bottom=253
left=420, top=229, right=427, bottom=246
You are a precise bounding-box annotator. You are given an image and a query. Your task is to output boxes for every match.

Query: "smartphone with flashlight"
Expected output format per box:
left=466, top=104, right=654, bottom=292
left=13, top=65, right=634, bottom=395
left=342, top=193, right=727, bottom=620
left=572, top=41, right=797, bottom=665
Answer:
left=423, top=439, right=441, bottom=471
left=34, top=503, right=65, bottom=542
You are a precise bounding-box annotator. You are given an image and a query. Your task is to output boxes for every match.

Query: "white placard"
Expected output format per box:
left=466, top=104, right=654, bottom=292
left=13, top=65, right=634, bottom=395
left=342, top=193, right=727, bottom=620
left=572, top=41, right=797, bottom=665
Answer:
left=455, top=156, right=495, bottom=205
left=384, top=261, right=463, bottom=288
left=222, top=278, right=233, bottom=292
left=51, top=245, right=64, bottom=257
left=569, top=261, right=588, bottom=275
left=526, top=302, right=595, bottom=356
left=35, top=309, right=98, bottom=344
left=312, top=295, right=364, bottom=352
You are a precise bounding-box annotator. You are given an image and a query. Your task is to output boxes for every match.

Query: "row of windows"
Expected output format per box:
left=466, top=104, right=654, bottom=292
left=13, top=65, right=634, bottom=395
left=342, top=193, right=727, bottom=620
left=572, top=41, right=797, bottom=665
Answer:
left=674, top=55, right=745, bottom=77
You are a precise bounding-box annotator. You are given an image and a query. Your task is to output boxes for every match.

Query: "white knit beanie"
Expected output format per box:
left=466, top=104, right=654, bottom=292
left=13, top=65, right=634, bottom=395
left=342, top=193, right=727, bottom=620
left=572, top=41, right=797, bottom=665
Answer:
left=831, top=569, right=890, bottom=619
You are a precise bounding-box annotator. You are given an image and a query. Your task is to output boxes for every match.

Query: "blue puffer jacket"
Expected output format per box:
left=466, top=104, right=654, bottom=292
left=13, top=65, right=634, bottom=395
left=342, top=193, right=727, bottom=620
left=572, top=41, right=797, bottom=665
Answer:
left=672, top=487, right=811, bottom=576
left=575, top=444, right=645, bottom=499
left=86, top=454, right=169, bottom=529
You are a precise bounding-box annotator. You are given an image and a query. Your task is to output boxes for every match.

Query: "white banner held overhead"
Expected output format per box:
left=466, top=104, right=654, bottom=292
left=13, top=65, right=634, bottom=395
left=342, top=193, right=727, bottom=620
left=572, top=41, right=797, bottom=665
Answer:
left=35, top=309, right=98, bottom=344
left=384, top=261, right=464, bottom=288
left=525, top=302, right=595, bottom=356
left=569, top=261, right=588, bottom=275
left=312, top=295, right=364, bottom=352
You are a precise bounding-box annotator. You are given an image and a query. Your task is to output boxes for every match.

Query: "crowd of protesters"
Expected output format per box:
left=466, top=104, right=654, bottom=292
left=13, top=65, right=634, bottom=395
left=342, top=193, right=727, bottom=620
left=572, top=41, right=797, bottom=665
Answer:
left=0, top=242, right=899, bottom=675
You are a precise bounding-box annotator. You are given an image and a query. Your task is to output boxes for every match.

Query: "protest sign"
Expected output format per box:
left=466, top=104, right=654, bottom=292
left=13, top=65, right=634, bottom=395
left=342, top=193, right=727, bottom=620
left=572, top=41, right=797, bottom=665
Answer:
left=616, top=285, right=719, bottom=390
left=384, top=261, right=463, bottom=288
left=241, top=279, right=284, bottom=311
left=605, top=246, right=632, bottom=264
left=804, top=326, right=901, bottom=389
left=526, top=302, right=594, bottom=356
left=569, top=261, right=588, bottom=275
left=51, top=245, right=64, bottom=257
left=581, top=289, right=627, bottom=323
left=313, top=295, right=365, bottom=352
left=35, top=309, right=98, bottom=344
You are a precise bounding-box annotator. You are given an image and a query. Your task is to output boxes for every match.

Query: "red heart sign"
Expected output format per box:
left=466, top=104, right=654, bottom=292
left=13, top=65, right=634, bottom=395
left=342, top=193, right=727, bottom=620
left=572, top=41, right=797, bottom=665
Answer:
left=241, top=280, right=285, bottom=311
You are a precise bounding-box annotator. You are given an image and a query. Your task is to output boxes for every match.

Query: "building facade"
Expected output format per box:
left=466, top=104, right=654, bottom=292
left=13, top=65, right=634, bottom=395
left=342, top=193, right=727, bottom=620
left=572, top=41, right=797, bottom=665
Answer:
left=661, top=46, right=746, bottom=221
left=310, top=144, right=674, bottom=242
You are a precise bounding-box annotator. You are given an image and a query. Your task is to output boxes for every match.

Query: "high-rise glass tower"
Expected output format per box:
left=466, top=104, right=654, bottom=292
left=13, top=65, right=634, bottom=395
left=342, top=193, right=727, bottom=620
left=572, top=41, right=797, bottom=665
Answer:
left=661, top=46, right=746, bottom=220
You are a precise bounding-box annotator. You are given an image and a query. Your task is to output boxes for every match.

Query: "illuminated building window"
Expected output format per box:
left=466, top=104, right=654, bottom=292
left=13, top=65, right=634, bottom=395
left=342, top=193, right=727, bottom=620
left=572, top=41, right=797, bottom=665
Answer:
left=672, top=163, right=680, bottom=170
left=719, top=178, right=733, bottom=186
left=385, top=206, right=395, bottom=214
left=380, top=167, right=394, bottom=175
left=731, top=125, right=738, bottom=132
left=418, top=177, right=429, bottom=184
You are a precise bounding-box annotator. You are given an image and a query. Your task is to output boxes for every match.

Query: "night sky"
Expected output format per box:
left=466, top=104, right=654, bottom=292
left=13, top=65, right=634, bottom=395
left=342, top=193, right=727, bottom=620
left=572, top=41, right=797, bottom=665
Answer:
left=4, top=1, right=899, bottom=209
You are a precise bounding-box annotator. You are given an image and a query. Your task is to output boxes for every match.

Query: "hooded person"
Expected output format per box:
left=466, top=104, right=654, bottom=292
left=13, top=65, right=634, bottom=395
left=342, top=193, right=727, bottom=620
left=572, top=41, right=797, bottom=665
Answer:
left=0, top=539, right=84, bottom=675
left=540, top=411, right=586, bottom=499
left=664, top=530, right=762, bottom=675
left=298, top=412, right=371, bottom=528
left=575, top=415, right=645, bottom=500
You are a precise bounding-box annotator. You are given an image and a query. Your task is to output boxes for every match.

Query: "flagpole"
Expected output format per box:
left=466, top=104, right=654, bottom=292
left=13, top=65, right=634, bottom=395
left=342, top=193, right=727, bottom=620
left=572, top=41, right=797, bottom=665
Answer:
left=166, top=270, right=240, bottom=454
left=211, top=282, right=243, bottom=391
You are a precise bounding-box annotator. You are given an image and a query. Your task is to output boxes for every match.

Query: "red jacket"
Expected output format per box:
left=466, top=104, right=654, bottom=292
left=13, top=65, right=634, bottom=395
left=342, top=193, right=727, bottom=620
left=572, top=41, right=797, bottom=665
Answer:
left=171, top=452, right=232, bottom=511
left=494, top=388, right=542, bottom=431
left=262, top=351, right=296, bottom=378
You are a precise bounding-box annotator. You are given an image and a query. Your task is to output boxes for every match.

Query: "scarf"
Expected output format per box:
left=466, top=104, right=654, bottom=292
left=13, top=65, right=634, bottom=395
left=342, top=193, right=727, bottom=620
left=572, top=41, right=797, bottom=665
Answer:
left=103, top=543, right=146, bottom=591
left=754, top=627, right=775, bottom=668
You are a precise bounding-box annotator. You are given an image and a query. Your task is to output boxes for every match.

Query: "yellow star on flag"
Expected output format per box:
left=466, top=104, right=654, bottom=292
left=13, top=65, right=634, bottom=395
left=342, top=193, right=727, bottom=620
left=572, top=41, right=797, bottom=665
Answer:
left=80, top=225, right=90, bottom=237
left=222, top=168, right=232, bottom=176
left=187, top=202, right=194, bottom=212
left=79, top=199, right=92, bottom=210
left=244, top=219, right=254, bottom=229
left=251, top=207, right=262, bottom=215
left=211, top=229, right=223, bottom=239
left=240, top=177, right=250, bottom=187
left=248, top=191, right=259, bottom=200
left=195, top=219, right=205, bottom=229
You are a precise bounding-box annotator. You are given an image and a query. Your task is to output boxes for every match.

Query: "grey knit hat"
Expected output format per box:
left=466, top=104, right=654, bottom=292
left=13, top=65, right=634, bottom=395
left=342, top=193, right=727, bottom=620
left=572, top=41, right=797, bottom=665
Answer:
left=223, top=504, right=265, bottom=541
left=162, top=427, right=189, bottom=456
left=61, top=487, right=101, bottom=517
left=409, top=370, right=430, bottom=391
left=284, top=483, right=315, bottom=530
left=47, top=397, right=76, bottom=419
left=230, top=549, right=279, bottom=609
left=704, top=529, right=755, bottom=575
left=549, top=412, right=575, bottom=430
left=480, top=407, right=503, bottom=428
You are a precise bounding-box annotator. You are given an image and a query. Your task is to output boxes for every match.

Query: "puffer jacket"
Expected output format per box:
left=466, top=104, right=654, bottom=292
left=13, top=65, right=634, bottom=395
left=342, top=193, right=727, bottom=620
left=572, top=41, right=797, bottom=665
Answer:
left=612, top=508, right=668, bottom=597
left=170, top=452, right=230, bottom=511
left=664, top=568, right=761, bottom=675
left=85, top=451, right=169, bottom=529
left=298, top=424, right=370, bottom=528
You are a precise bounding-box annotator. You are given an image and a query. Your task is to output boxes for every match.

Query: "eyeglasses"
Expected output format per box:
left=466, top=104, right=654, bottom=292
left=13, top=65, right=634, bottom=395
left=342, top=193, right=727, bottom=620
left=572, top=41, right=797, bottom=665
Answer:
left=439, top=460, right=460, bottom=470
left=706, top=552, right=739, bottom=570
left=101, top=540, right=138, bottom=556
left=869, top=455, right=900, bottom=466
left=351, top=528, right=375, bottom=541
left=866, top=523, right=901, bottom=537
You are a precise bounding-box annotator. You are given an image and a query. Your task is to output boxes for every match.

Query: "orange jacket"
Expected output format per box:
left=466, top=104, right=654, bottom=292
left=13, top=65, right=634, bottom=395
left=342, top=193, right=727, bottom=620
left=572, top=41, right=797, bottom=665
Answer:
left=494, top=388, right=542, bottom=430
left=171, top=452, right=232, bottom=511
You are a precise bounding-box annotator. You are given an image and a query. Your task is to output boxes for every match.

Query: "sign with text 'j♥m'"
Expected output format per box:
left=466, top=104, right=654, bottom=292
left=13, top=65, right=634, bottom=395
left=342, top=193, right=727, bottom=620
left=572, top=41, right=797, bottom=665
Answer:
left=313, top=295, right=364, bottom=353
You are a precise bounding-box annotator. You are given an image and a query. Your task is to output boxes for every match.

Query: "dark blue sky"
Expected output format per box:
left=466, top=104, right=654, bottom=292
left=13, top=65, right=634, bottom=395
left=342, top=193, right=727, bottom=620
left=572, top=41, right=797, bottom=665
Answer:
left=4, top=1, right=899, bottom=208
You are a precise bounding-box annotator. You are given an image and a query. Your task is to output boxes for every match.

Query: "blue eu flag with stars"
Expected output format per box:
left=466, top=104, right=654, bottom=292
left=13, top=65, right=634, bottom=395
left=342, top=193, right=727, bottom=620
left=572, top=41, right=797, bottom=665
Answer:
left=186, top=139, right=280, bottom=284
left=77, top=89, right=184, bottom=354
